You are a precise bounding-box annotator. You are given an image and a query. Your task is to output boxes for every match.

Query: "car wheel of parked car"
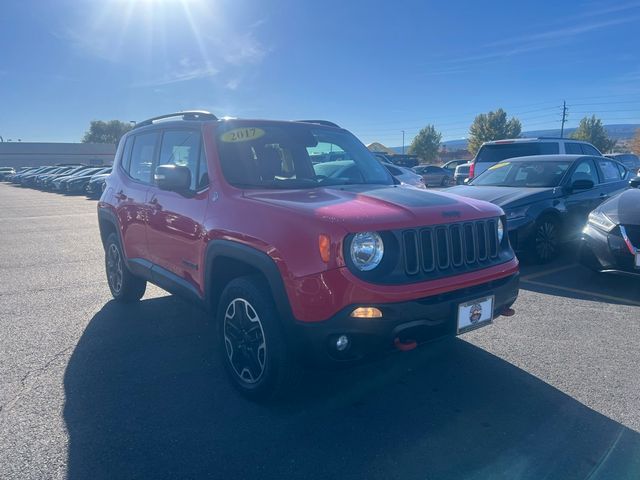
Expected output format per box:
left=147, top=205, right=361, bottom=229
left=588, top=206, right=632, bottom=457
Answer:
left=217, top=275, right=299, bottom=401
left=531, top=216, right=560, bottom=263
left=105, top=233, right=146, bottom=302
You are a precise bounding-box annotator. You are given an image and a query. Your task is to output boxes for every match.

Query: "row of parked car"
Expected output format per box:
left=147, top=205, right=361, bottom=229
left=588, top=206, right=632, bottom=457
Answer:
left=1, top=164, right=112, bottom=198
left=396, top=137, right=640, bottom=276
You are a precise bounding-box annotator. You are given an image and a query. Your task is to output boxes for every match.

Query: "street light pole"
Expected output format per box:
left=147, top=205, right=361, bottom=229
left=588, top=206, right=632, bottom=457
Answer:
left=402, top=130, right=405, bottom=154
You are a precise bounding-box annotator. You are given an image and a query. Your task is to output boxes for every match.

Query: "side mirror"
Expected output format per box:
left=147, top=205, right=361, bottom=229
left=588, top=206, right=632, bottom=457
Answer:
left=570, top=178, right=594, bottom=191
left=629, top=176, right=640, bottom=189
left=154, top=164, right=191, bottom=192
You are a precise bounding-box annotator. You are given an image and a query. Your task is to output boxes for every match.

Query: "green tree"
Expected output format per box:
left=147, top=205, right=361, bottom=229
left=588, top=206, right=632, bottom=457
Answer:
left=408, top=125, right=442, bottom=163
left=570, top=115, right=616, bottom=153
left=82, top=120, right=133, bottom=144
left=467, top=108, right=522, bottom=155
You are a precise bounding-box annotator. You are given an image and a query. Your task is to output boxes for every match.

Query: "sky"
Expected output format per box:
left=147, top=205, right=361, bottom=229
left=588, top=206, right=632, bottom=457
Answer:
left=0, top=0, right=638, bottom=147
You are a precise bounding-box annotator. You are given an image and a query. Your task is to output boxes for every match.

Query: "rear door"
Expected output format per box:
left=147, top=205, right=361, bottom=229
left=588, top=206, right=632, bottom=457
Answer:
left=115, top=132, right=158, bottom=261
left=145, top=129, right=210, bottom=295
left=595, top=157, right=628, bottom=199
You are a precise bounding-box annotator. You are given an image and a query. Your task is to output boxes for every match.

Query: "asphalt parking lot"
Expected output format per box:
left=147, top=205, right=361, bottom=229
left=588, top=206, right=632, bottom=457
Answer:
left=1, top=182, right=640, bottom=479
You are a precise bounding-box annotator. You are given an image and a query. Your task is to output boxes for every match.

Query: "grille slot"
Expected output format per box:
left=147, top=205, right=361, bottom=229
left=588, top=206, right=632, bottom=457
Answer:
left=403, top=231, right=420, bottom=275
left=420, top=229, right=435, bottom=271
left=624, top=225, right=640, bottom=247
left=402, top=218, right=500, bottom=277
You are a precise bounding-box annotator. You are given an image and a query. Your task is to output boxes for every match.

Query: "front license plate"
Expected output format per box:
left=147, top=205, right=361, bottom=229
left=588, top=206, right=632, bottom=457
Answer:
left=457, top=296, right=494, bottom=334
left=635, top=252, right=640, bottom=268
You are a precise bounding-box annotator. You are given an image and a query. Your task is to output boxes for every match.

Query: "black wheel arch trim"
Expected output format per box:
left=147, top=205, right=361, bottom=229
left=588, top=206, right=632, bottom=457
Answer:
left=204, top=239, right=296, bottom=325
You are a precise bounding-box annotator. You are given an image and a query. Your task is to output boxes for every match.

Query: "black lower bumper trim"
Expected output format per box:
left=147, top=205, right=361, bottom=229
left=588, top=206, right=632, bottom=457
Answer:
left=292, top=273, right=519, bottom=365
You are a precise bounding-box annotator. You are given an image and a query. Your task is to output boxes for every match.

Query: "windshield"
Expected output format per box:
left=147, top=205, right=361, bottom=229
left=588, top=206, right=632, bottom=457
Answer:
left=476, top=143, right=559, bottom=163
left=470, top=160, right=571, bottom=187
left=217, top=124, right=393, bottom=189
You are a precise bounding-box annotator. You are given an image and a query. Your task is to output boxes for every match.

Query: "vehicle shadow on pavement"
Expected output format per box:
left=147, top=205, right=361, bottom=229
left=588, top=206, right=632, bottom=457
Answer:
left=64, top=297, right=640, bottom=480
left=519, top=250, right=640, bottom=307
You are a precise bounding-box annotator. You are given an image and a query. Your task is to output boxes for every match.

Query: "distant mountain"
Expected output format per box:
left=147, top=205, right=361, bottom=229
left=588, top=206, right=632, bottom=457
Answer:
left=387, top=123, right=639, bottom=153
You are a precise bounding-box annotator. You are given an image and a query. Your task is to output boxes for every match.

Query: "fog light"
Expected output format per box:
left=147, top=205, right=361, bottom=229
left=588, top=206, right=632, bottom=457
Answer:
left=350, top=307, right=383, bottom=318
left=336, top=335, right=350, bottom=351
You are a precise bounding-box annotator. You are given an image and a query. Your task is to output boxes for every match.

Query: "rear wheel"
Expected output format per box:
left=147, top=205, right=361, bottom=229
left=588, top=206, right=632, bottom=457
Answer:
left=105, top=233, right=146, bottom=302
left=531, top=216, right=560, bottom=263
left=217, top=275, right=299, bottom=401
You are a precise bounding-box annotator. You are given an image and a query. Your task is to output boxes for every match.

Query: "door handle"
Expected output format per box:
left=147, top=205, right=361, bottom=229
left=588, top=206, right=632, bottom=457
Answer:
left=115, top=190, right=127, bottom=201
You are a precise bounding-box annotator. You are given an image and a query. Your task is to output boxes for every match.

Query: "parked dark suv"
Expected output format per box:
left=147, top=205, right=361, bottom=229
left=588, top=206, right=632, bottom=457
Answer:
left=98, top=111, right=519, bottom=399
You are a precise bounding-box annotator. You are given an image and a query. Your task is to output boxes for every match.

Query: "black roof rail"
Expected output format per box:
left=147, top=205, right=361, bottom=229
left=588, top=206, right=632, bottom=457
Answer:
left=296, top=119, right=340, bottom=128
left=134, top=110, right=218, bottom=129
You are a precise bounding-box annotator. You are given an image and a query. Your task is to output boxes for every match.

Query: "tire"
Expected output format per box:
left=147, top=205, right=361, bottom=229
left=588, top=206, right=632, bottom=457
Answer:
left=530, top=216, right=560, bottom=264
left=217, top=275, right=299, bottom=401
left=104, top=232, right=146, bottom=302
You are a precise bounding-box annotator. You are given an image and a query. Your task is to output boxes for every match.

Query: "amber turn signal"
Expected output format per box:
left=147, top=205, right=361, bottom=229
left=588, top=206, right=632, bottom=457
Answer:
left=318, top=234, right=331, bottom=263
left=350, top=307, right=383, bottom=318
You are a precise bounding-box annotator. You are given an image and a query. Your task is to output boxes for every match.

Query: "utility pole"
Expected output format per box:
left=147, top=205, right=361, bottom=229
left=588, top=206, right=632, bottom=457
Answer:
left=560, top=100, right=567, bottom=138
left=402, top=130, right=405, bottom=154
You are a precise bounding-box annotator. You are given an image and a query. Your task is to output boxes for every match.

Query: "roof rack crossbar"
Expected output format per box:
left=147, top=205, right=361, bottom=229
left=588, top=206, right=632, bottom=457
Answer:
left=296, top=119, right=340, bottom=128
left=134, top=110, right=218, bottom=129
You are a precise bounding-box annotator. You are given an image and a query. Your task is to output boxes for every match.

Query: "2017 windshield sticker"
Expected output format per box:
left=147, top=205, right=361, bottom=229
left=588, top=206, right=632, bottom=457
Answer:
left=489, top=162, right=509, bottom=170
left=220, top=128, right=265, bottom=143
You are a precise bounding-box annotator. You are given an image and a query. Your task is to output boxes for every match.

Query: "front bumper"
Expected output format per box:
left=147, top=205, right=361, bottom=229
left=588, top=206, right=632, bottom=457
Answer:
left=580, top=224, right=640, bottom=277
left=505, top=216, right=536, bottom=252
left=291, top=272, right=519, bottom=365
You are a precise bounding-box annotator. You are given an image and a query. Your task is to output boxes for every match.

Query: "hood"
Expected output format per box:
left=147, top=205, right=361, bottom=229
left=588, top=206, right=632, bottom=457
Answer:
left=597, top=188, right=640, bottom=225
left=243, top=184, right=503, bottom=231
left=446, top=185, right=557, bottom=208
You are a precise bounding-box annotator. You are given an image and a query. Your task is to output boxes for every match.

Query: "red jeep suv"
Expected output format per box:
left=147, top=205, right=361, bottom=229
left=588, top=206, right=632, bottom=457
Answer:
left=98, top=111, right=519, bottom=399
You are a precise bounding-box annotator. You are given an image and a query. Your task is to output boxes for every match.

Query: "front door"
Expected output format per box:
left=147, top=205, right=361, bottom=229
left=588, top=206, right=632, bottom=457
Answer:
left=145, top=129, right=210, bottom=295
left=563, top=158, right=606, bottom=238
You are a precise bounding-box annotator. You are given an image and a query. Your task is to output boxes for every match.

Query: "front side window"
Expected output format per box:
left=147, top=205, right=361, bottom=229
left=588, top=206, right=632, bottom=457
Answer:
left=159, top=130, right=203, bottom=191
left=471, top=160, right=571, bottom=187
left=565, top=143, right=582, bottom=154
left=570, top=159, right=599, bottom=185
left=581, top=144, right=601, bottom=156
left=129, top=132, right=158, bottom=183
left=216, top=123, right=392, bottom=189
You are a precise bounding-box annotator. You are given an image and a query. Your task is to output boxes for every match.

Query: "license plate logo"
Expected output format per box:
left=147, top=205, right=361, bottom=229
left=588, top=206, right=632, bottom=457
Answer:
left=457, top=296, right=494, bottom=334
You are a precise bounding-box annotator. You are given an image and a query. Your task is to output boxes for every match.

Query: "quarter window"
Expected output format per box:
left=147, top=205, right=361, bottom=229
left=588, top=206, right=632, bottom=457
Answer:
left=581, top=144, right=601, bottom=156
left=129, top=132, right=158, bottom=183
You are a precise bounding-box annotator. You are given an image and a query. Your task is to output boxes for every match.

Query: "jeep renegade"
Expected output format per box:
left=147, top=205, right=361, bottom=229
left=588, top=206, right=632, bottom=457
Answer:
left=98, top=111, right=519, bottom=400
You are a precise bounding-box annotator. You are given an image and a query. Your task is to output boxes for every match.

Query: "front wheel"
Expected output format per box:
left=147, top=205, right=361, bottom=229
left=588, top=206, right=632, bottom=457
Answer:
left=217, top=276, right=299, bottom=401
left=531, top=216, right=560, bottom=263
left=104, top=233, right=146, bottom=302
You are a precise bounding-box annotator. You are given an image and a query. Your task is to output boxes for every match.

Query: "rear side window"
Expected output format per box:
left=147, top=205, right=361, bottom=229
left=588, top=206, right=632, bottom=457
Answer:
left=565, top=143, right=582, bottom=154
left=476, top=142, right=559, bottom=163
left=597, top=159, right=622, bottom=183
left=159, top=130, right=203, bottom=191
left=129, top=132, right=158, bottom=183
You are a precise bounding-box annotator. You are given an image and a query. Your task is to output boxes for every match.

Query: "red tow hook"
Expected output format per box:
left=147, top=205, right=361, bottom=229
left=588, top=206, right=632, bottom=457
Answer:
left=501, top=307, right=516, bottom=317
left=394, top=337, right=417, bottom=352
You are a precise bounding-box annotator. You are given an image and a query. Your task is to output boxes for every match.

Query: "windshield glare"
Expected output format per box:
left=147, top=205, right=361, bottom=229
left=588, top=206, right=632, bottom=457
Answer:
left=470, top=160, right=571, bottom=187
left=217, top=124, right=393, bottom=189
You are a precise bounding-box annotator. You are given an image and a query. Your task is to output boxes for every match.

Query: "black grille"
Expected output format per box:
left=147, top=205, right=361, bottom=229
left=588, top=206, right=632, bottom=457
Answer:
left=402, top=219, right=501, bottom=276
left=624, top=225, right=640, bottom=247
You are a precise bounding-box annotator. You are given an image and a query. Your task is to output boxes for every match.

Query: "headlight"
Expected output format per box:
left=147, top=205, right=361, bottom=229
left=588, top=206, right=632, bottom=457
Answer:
left=504, top=206, right=528, bottom=222
left=350, top=232, right=384, bottom=271
left=588, top=210, right=616, bottom=232
left=497, top=219, right=504, bottom=243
